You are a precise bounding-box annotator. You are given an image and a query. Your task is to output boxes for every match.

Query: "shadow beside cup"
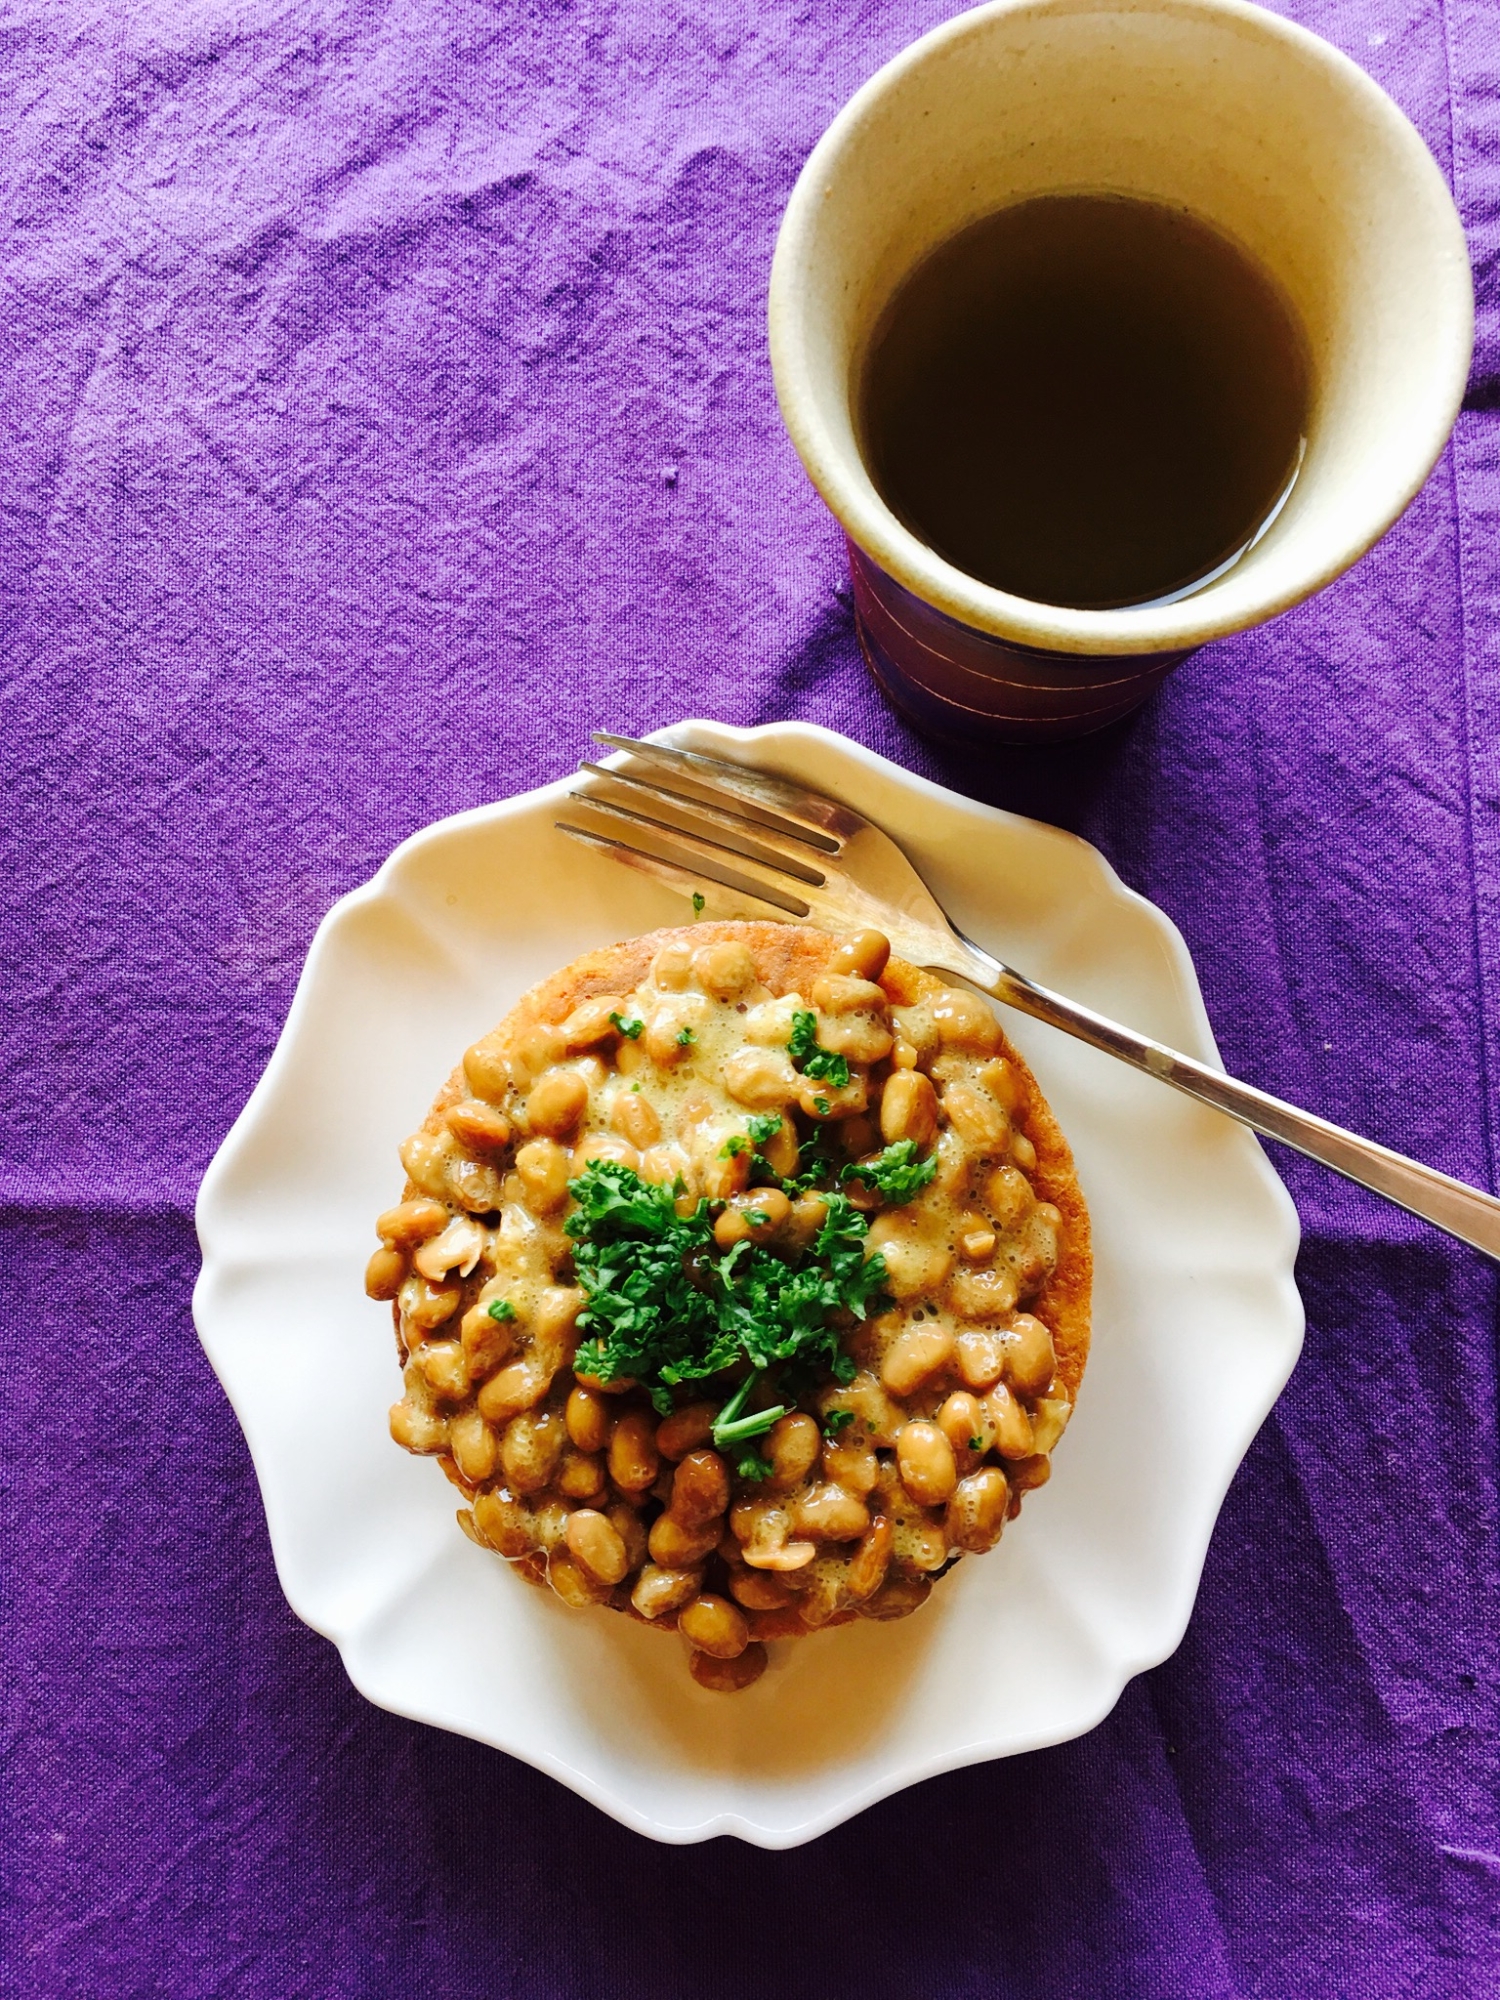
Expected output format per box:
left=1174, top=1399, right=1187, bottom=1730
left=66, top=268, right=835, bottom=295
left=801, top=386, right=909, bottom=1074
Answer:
left=769, top=0, right=1473, bottom=743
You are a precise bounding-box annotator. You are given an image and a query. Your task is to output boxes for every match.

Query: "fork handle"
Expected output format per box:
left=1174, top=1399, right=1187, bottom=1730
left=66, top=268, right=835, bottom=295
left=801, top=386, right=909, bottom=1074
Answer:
left=960, top=947, right=1500, bottom=1260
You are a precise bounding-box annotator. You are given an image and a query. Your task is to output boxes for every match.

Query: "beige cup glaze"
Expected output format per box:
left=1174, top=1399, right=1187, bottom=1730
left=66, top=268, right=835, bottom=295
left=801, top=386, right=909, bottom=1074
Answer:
left=769, top=0, right=1474, bottom=738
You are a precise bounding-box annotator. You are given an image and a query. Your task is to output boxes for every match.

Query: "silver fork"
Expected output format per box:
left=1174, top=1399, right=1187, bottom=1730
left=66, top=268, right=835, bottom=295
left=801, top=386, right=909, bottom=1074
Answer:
left=556, top=731, right=1500, bottom=1261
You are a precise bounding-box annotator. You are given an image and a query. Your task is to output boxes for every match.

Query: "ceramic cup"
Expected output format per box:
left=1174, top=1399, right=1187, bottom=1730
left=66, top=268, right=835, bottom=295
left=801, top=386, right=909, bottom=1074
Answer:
left=768, top=0, right=1474, bottom=743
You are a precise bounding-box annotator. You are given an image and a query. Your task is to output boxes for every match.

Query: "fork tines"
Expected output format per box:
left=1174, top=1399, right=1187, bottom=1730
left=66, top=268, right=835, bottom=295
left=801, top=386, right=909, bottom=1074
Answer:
left=553, top=818, right=812, bottom=917
left=571, top=768, right=827, bottom=886
left=591, top=732, right=848, bottom=850
left=554, top=729, right=855, bottom=918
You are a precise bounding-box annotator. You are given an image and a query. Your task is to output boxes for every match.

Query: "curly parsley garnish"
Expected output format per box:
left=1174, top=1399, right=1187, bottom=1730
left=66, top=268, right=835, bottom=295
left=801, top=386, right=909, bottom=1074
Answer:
left=723, top=1116, right=783, bottom=1164
left=778, top=1129, right=838, bottom=1194
left=676, top=1025, right=696, bottom=1047
left=787, top=1009, right=850, bottom=1089
left=609, top=1011, right=644, bottom=1039
left=711, top=1368, right=787, bottom=1449
left=823, top=1407, right=854, bottom=1439
left=839, top=1139, right=937, bottom=1205
left=565, top=1160, right=883, bottom=1423
left=486, top=1298, right=517, bottom=1323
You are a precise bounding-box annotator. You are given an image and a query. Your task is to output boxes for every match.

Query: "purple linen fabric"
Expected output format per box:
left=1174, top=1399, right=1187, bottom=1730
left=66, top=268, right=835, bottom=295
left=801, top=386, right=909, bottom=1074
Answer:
left=2, top=1, right=1498, bottom=1994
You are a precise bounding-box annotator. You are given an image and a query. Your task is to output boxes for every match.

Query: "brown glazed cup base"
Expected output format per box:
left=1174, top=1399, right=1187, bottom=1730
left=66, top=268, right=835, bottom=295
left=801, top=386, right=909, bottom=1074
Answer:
left=847, top=540, right=1194, bottom=744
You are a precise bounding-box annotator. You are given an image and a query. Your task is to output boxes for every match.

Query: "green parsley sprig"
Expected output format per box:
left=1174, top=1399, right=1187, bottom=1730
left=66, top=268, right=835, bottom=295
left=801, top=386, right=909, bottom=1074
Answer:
left=787, top=1009, right=850, bottom=1089
left=839, top=1139, right=938, bottom=1206
left=710, top=1367, right=787, bottom=1450
left=565, top=1159, right=883, bottom=1422
left=777, top=1127, right=840, bottom=1195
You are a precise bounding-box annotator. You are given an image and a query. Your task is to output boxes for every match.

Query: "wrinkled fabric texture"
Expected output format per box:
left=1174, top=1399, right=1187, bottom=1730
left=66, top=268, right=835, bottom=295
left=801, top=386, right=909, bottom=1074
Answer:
left=2, top=1, right=1498, bottom=1994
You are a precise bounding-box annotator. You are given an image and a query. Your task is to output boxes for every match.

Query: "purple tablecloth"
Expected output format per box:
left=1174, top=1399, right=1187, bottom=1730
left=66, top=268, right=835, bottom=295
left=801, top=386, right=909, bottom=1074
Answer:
left=3, top=1, right=1498, bottom=1993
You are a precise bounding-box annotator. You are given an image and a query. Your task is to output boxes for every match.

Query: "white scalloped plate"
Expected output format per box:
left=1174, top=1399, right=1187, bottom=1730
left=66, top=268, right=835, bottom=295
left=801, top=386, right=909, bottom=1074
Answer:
left=194, top=719, right=1302, bottom=1847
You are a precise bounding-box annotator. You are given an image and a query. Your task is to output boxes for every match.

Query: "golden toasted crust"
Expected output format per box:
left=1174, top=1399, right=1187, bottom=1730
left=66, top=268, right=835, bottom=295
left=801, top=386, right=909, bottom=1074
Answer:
left=406, top=920, right=1091, bottom=1402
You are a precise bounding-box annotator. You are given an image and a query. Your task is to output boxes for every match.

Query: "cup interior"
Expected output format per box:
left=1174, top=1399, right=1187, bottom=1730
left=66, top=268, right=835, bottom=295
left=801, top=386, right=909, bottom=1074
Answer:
left=769, top=0, right=1473, bottom=655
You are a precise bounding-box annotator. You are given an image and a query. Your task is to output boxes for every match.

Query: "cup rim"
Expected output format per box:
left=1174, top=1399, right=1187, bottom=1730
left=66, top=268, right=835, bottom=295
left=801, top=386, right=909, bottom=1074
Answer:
left=768, top=0, right=1475, bottom=658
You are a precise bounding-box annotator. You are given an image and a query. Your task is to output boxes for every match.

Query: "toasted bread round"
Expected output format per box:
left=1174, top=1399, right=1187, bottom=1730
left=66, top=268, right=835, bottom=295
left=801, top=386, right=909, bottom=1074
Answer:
left=374, top=921, right=1091, bottom=1687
